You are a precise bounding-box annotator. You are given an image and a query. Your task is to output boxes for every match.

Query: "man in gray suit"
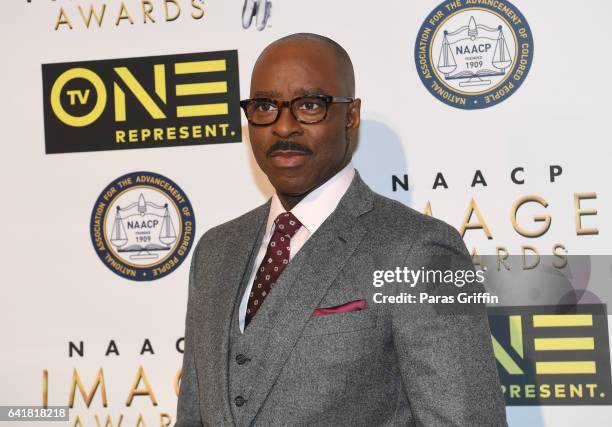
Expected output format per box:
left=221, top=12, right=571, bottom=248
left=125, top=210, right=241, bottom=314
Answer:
left=176, top=33, right=507, bottom=426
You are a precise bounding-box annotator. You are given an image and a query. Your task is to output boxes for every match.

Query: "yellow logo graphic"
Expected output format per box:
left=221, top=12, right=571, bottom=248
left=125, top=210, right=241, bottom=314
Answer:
left=489, top=304, right=611, bottom=405
left=42, top=50, right=241, bottom=154
left=50, top=60, right=230, bottom=127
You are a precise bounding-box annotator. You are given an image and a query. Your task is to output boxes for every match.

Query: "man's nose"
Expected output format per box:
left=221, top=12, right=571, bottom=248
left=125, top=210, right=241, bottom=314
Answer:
left=271, top=105, right=302, bottom=138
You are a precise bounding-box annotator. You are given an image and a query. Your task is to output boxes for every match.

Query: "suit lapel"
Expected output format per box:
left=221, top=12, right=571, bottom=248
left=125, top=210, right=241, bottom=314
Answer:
left=239, top=172, right=375, bottom=423
left=194, top=201, right=269, bottom=425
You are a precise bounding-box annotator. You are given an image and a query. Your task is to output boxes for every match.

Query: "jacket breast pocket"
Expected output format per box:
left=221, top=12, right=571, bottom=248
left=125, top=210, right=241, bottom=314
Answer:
left=301, top=308, right=378, bottom=337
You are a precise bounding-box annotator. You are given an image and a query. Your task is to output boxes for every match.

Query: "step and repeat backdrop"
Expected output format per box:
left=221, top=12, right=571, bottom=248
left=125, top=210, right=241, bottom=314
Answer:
left=1, top=0, right=611, bottom=425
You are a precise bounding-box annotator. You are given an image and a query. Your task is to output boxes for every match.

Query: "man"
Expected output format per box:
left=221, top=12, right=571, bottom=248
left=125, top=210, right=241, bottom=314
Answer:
left=176, top=33, right=507, bottom=426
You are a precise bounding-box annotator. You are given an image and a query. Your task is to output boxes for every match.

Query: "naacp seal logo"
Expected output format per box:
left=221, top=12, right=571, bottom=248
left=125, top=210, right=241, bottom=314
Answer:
left=90, top=172, right=195, bottom=281
left=415, top=0, right=533, bottom=109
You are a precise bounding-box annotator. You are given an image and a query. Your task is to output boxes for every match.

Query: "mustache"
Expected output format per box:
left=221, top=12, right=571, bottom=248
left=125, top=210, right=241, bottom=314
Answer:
left=267, top=140, right=312, bottom=156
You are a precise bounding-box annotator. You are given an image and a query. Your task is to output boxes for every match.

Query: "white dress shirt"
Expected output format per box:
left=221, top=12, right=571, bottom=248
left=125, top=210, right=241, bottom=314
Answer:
left=238, top=163, right=355, bottom=333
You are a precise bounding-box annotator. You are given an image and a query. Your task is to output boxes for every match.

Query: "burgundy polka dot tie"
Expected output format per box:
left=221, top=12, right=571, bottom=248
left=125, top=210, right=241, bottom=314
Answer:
left=245, top=212, right=302, bottom=328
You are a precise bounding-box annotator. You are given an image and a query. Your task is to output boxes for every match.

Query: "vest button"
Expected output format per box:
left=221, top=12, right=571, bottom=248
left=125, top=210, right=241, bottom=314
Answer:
left=235, top=354, right=250, bottom=365
left=234, top=395, right=246, bottom=407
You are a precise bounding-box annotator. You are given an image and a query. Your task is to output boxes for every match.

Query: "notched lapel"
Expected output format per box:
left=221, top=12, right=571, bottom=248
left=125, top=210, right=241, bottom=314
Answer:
left=240, top=172, right=375, bottom=423
left=193, top=201, right=269, bottom=425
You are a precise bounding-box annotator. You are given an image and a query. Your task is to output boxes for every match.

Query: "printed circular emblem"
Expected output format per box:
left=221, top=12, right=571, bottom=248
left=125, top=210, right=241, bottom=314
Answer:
left=90, top=172, right=195, bottom=281
left=415, top=0, right=533, bottom=109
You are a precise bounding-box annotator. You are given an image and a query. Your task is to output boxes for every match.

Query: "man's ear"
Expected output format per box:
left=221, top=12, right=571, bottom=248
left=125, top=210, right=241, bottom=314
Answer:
left=346, top=98, right=361, bottom=129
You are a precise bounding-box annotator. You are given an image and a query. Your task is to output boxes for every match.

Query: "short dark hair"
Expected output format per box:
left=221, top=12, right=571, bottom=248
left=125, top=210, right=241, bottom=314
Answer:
left=264, top=32, right=355, bottom=96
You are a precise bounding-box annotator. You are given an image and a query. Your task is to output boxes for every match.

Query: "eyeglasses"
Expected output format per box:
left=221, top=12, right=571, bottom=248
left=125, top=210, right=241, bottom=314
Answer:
left=239, top=95, right=354, bottom=126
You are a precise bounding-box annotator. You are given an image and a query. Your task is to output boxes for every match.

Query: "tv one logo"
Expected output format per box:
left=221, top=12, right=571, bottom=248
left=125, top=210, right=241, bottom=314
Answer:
left=489, top=304, right=612, bottom=405
left=42, top=50, right=242, bottom=154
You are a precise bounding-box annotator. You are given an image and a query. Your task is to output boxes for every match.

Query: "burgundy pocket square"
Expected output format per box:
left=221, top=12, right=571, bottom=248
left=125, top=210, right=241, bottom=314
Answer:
left=312, top=299, right=367, bottom=317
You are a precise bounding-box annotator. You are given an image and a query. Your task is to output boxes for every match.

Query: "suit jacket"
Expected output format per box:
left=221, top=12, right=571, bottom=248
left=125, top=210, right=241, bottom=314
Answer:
left=175, top=170, right=507, bottom=426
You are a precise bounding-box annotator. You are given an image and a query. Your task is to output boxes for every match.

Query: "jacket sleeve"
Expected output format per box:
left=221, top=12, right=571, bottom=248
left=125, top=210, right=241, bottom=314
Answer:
left=391, top=221, right=507, bottom=426
left=175, top=241, right=204, bottom=427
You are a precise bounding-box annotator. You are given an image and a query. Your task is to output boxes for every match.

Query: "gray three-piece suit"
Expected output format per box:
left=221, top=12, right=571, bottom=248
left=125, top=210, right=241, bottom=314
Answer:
left=176, top=171, right=507, bottom=426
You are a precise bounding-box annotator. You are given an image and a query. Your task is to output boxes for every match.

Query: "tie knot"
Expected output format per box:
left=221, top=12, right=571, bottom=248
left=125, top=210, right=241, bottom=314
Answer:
left=274, top=212, right=302, bottom=238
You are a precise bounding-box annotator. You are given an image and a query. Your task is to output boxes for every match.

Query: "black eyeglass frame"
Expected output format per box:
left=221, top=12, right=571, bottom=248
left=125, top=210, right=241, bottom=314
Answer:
left=239, top=95, right=354, bottom=126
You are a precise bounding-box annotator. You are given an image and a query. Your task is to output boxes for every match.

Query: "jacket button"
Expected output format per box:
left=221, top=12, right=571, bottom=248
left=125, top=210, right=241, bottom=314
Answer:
left=234, top=396, right=246, bottom=407
left=235, top=354, right=250, bottom=365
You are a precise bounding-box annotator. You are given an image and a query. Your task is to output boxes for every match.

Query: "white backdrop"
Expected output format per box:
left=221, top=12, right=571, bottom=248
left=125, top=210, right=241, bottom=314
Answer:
left=1, top=0, right=611, bottom=425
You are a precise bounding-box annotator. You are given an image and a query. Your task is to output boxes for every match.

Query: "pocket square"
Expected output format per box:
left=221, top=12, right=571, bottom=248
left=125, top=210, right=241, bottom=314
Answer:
left=312, top=299, right=367, bottom=317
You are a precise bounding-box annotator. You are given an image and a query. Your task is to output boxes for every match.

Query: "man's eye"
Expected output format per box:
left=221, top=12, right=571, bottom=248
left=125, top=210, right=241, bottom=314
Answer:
left=255, top=102, right=276, bottom=112
left=299, top=102, right=321, bottom=111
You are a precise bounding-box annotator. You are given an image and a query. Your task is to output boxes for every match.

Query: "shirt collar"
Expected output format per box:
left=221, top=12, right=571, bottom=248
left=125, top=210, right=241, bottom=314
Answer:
left=267, top=163, right=355, bottom=235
